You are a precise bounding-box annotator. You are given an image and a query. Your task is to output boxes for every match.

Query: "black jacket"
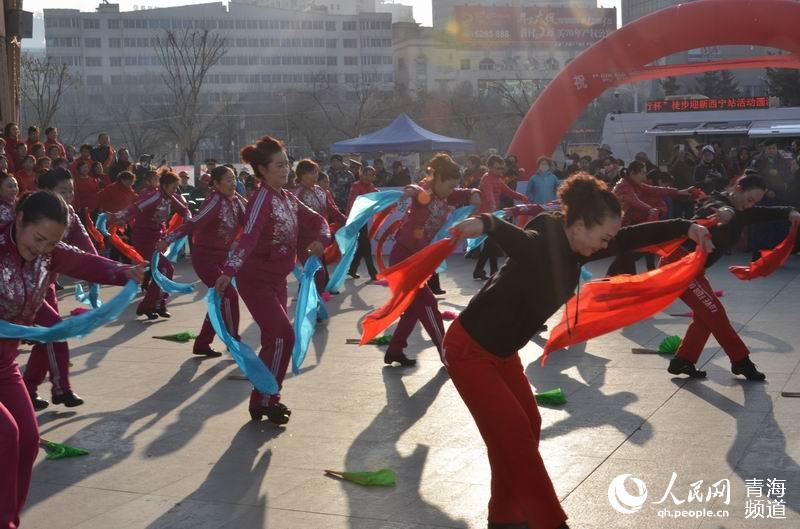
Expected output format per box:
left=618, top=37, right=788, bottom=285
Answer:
left=458, top=213, right=692, bottom=357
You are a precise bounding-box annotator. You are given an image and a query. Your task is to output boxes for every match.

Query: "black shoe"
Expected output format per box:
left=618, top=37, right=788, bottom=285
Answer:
left=488, top=523, right=531, bottom=529
left=731, top=357, right=766, bottom=381
left=30, top=393, right=49, bottom=411
left=193, top=347, right=223, bottom=358
left=538, top=324, right=548, bottom=333
left=431, top=288, right=447, bottom=295
left=156, top=308, right=171, bottom=318
left=369, top=274, right=378, bottom=282
left=55, top=281, right=64, bottom=291
left=473, top=272, right=489, bottom=281
left=384, top=350, right=417, bottom=367
left=347, top=271, right=360, bottom=279
left=136, top=307, right=159, bottom=320
left=668, top=357, right=707, bottom=378
left=249, top=402, right=291, bottom=425
left=52, top=391, right=85, bottom=407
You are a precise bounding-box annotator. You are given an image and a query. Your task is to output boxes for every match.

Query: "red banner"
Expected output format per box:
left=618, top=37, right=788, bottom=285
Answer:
left=453, top=6, right=616, bottom=48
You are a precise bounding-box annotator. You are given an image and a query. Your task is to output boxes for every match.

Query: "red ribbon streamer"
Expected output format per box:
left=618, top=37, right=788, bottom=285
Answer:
left=542, top=247, right=707, bottom=364
left=730, top=222, right=799, bottom=280
left=110, top=227, right=145, bottom=264
left=376, top=219, right=403, bottom=273
left=369, top=205, right=397, bottom=240
left=84, top=210, right=106, bottom=251
left=360, top=237, right=460, bottom=346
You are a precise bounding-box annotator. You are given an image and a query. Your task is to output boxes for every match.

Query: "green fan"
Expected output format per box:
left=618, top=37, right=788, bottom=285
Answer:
left=658, top=335, right=682, bottom=354
left=153, top=332, right=198, bottom=343
left=370, top=335, right=392, bottom=346
left=40, top=439, right=89, bottom=460
left=534, top=388, right=567, bottom=406
left=324, top=468, right=396, bottom=487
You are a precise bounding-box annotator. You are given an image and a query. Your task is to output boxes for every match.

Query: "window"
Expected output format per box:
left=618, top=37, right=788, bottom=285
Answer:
left=110, top=75, right=123, bottom=85
left=107, top=19, right=119, bottom=29
left=344, top=56, right=357, bottom=66
left=109, top=38, right=121, bottom=48
left=83, top=19, right=100, bottom=30
left=460, top=59, right=471, bottom=71
left=86, top=75, right=103, bottom=86
left=325, top=21, right=336, bottom=31
left=479, top=58, right=495, bottom=71
left=343, top=39, right=357, bottom=48
left=343, top=21, right=357, bottom=30
left=326, top=39, right=338, bottom=48
left=110, top=56, right=122, bottom=67
left=344, top=73, right=359, bottom=83
left=85, top=56, right=102, bottom=67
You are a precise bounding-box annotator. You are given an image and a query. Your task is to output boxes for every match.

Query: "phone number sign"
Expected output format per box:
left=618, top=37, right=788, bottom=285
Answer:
left=646, top=97, right=770, bottom=112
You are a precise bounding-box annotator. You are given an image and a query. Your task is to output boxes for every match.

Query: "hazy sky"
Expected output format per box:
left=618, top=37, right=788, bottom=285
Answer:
left=26, top=1, right=622, bottom=27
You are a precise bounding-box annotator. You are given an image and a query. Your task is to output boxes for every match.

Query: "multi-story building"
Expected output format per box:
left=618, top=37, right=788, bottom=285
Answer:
left=432, top=0, right=597, bottom=29
left=247, top=0, right=414, bottom=21
left=41, top=1, right=393, bottom=157
left=621, top=0, right=800, bottom=97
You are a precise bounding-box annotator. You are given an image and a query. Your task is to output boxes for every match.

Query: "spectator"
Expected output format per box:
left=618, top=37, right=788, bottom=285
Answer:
left=525, top=156, right=561, bottom=204
left=45, top=143, right=62, bottom=160
left=131, top=153, right=151, bottom=188
left=110, top=148, right=134, bottom=183
left=187, top=173, right=211, bottom=213
left=15, top=155, right=37, bottom=193
left=25, top=126, right=39, bottom=152
left=634, top=151, right=658, bottom=174
left=98, top=170, right=138, bottom=214
left=578, top=155, right=592, bottom=173
left=178, top=170, right=194, bottom=195
left=328, top=154, right=354, bottom=211
left=713, top=141, right=733, bottom=177
left=70, top=143, right=94, bottom=177
left=388, top=160, right=411, bottom=187
left=34, top=157, right=51, bottom=175
left=91, top=160, right=111, bottom=188
left=73, top=159, right=101, bottom=215
left=12, top=142, right=27, bottom=173
left=752, top=139, right=791, bottom=202
left=505, top=154, right=521, bottom=180
left=589, top=144, right=613, bottom=175
left=3, top=122, right=22, bottom=173
left=730, top=146, right=754, bottom=180
left=65, top=144, right=77, bottom=163
left=373, top=157, right=389, bottom=186
left=91, top=133, right=116, bottom=170
left=0, top=153, right=8, bottom=175
left=204, top=158, right=217, bottom=174
left=563, top=153, right=581, bottom=178
left=29, top=142, right=45, bottom=160
left=235, top=170, right=248, bottom=195
left=244, top=174, right=258, bottom=199
left=693, top=145, right=728, bottom=194
left=51, top=157, right=68, bottom=170
left=462, top=154, right=485, bottom=188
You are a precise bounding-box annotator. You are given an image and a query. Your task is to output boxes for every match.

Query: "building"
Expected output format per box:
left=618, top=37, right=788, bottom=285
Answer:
left=432, top=0, right=597, bottom=29
left=247, top=0, right=414, bottom=21
left=621, top=0, right=800, bottom=97
left=395, top=3, right=616, bottom=95
left=41, top=2, right=393, bottom=157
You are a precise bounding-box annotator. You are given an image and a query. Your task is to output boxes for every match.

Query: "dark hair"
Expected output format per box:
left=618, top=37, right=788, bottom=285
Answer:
left=116, top=170, right=135, bottom=183
left=3, top=122, right=18, bottom=138
left=209, top=165, right=233, bottom=185
left=487, top=155, right=504, bottom=168
left=47, top=144, right=61, bottom=154
left=223, top=163, right=235, bottom=171
left=28, top=126, right=39, bottom=135
left=159, top=170, right=180, bottom=187
left=91, top=161, right=104, bottom=173
left=317, top=171, right=329, bottom=183
left=0, top=171, right=12, bottom=183
left=16, top=190, right=69, bottom=227
left=51, top=157, right=67, bottom=168
left=536, top=156, right=552, bottom=167
left=426, top=153, right=461, bottom=182
left=14, top=142, right=26, bottom=152
left=467, top=154, right=481, bottom=166
left=38, top=167, right=73, bottom=190
left=558, top=172, right=621, bottom=228
left=619, top=160, right=646, bottom=181
left=75, top=159, right=90, bottom=172
left=295, top=159, right=320, bottom=179
left=736, top=172, right=768, bottom=192
left=31, top=143, right=44, bottom=156
left=241, top=135, right=285, bottom=177
left=45, top=127, right=56, bottom=136
left=98, top=132, right=108, bottom=139
left=329, top=154, right=343, bottom=163
left=80, top=143, right=93, bottom=153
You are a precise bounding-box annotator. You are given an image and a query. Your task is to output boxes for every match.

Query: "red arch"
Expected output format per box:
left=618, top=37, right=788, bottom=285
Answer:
left=508, top=0, right=800, bottom=170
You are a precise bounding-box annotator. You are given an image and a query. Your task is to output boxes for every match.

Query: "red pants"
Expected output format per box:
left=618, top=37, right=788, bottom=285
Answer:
left=0, top=340, right=39, bottom=529
left=23, top=285, right=71, bottom=396
left=443, top=319, right=567, bottom=529
left=677, top=274, right=749, bottom=364
left=133, top=229, right=172, bottom=312
left=191, top=251, right=240, bottom=350
left=386, top=245, right=444, bottom=356
left=663, top=249, right=749, bottom=364
left=237, top=270, right=294, bottom=408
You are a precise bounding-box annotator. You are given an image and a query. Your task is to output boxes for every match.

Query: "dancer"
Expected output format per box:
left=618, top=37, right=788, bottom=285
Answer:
left=1, top=190, right=144, bottom=529
left=214, top=136, right=329, bottom=425
left=22, top=168, right=99, bottom=409
left=158, top=166, right=246, bottom=357
left=444, top=173, right=712, bottom=529
left=112, top=170, right=191, bottom=319
left=384, top=153, right=480, bottom=367
left=665, top=172, right=800, bottom=381
left=474, top=155, right=529, bottom=280
left=292, top=159, right=346, bottom=292
left=347, top=165, right=380, bottom=281
left=0, top=171, right=17, bottom=225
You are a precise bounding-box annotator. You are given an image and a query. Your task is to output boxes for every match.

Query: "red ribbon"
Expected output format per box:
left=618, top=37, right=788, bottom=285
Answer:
left=376, top=219, right=403, bottom=273
left=110, top=226, right=145, bottom=264
left=84, top=210, right=106, bottom=251
left=730, top=222, right=799, bottom=280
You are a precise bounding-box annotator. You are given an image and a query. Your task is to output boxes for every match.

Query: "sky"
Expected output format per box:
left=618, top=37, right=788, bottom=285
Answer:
left=25, top=0, right=622, bottom=28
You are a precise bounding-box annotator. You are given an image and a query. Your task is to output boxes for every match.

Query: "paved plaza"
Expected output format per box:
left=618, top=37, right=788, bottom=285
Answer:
left=21, top=254, right=800, bottom=529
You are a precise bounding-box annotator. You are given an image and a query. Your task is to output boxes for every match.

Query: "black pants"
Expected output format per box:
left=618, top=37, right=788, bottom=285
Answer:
left=474, top=239, right=500, bottom=277
left=606, top=252, right=657, bottom=276
left=349, top=226, right=378, bottom=278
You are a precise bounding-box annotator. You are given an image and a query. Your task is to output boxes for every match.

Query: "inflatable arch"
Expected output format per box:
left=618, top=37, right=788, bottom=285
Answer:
left=508, top=0, right=800, bottom=170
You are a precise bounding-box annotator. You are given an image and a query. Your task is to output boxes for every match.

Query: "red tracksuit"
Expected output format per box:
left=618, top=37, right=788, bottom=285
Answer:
left=293, top=184, right=346, bottom=291
left=163, top=191, right=246, bottom=352
left=346, top=180, right=379, bottom=278
left=0, top=223, right=132, bottom=529
left=114, top=188, right=191, bottom=312
left=73, top=173, right=101, bottom=213
left=385, top=184, right=478, bottom=358
left=23, top=206, right=96, bottom=399
left=222, top=186, right=329, bottom=409
left=14, top=171, right=37, bottom=195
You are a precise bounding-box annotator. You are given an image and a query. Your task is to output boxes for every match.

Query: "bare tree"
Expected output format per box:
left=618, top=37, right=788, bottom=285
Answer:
left=108, top=105, right=169, bottom=160
left=484, top=76, right=545, bottom=119
left=150, top=28, right=226, bottom=170
left=310, top=75, right=393, bottom=139
left=20, top=53, right=77, bottom=129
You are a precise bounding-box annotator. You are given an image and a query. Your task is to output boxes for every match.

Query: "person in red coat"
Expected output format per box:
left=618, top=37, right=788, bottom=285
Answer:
left=98, top=171, right=138, bottom=214
left=24, top=126, right=39, bottom=153
left=43, top=127, right=66, bottom=158
left=73, top=159, right=101, bottom=216
left=346, top=165, right=380, bottom=281
left=69, top=144, right=94, bottom=177
left=3, top=123, right=23, bottom=174
left=14, top=155, right=37, bottom=193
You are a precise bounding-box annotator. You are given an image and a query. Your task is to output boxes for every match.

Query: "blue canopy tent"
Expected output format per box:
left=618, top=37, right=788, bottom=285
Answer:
left=331, top=114, right=475, bottom=154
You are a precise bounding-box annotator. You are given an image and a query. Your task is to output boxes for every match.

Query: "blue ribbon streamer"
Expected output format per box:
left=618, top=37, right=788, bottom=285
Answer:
left=580, top=266, right=593, bottom=281
left=432, top=205, right=475, bottom=274
left=326, top=190, right=403, bottom=293
left=465, top=209, right=506, bottom=254
left=75, top=283, right=103, bottom=309
left=205, top=288, right=279, bottom=395
left=164, top=235, right=188, bottom=263
left=292, top=256, right=322, bottom=374
left=0, top=280, right=139, bottom=342
left=150, top=252, right=194, bottom=293
left=95, top=213, right=110, bottom=237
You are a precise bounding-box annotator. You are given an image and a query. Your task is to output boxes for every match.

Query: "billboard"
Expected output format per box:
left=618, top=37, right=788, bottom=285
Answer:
left=646, top=97, right=770, bottom=113
left=452, top=6, right=616, bottom=49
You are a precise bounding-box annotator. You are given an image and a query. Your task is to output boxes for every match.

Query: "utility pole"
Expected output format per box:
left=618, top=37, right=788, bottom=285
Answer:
left=0, top=0, right=26, bottom=123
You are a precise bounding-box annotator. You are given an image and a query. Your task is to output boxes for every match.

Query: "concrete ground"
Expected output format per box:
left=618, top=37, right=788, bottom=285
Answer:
left=21, top=253, right=800, bottom=529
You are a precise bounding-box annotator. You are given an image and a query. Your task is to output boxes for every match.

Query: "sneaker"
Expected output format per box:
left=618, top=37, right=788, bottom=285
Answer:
left=30, top=392, right=49, bottom=411
left=431, top=288, right=447, bottom=295
left=347, top=271, right=360, bottom=279
left=473, top=272, right=489, bottom=281
left=667, top=357, right=707, bottom=378
left=193, top=347, right=223, bottom=358
left=384, top=350, right=417, bottom=367
left=731, top=357, right=766, bottom=381
left=249, top=402, right=291, bottom=425
left=136, top=307, right=158, bottom=320
left=156, top=308, right=171, bottom=318
left=52, top=391, right=85, bottom=407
